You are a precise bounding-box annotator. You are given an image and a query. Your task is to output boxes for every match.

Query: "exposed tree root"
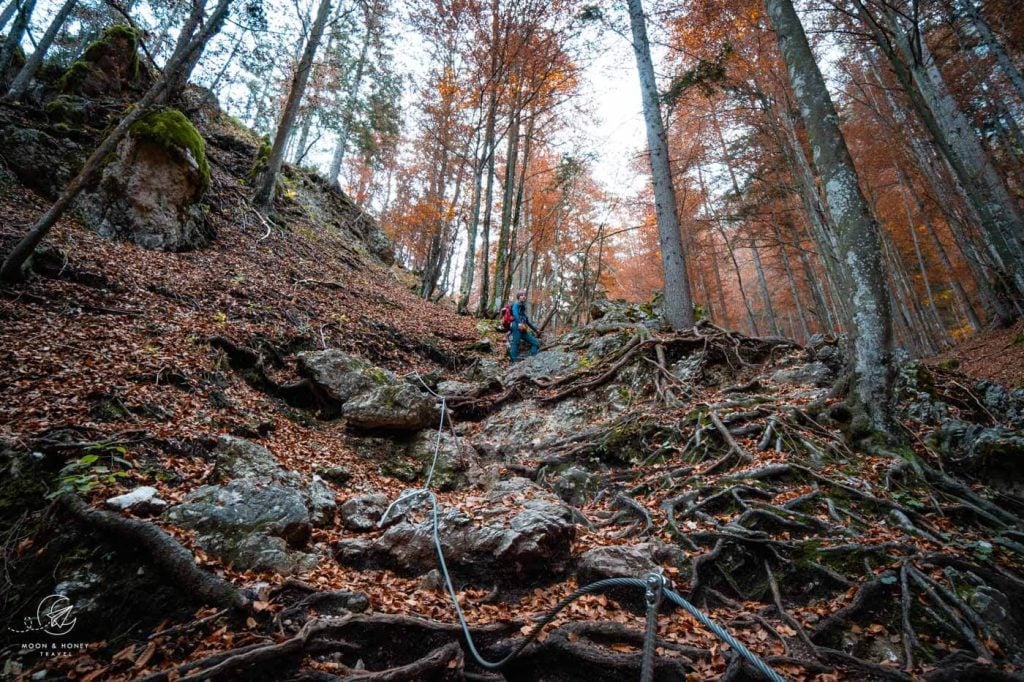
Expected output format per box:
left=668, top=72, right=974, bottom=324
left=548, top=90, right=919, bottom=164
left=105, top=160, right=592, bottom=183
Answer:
left=57, top=494, right=249, bottom=611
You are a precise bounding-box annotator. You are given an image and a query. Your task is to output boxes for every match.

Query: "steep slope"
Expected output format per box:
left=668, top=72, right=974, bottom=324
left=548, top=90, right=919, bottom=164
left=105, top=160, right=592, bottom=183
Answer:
left=1, top=58, right=1023, bottom=682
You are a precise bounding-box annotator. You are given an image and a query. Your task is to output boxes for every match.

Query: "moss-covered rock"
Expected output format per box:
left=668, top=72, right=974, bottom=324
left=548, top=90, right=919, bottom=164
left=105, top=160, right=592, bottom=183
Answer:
left=45, top=94, right=89, bottom=125
left=130, top=108, right=210, bottom=189
left=75, top=108, right=212, bottom=251
left=246, top=135, right=271, bottom=184
left=58, top=24, right=146, bottom=97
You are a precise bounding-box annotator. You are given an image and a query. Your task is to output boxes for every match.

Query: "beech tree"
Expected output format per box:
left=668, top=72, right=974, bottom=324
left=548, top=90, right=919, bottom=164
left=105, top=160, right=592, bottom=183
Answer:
left=252, top=0, right=333, bottom=209
left=4, top=0, right=78, bottom=101
left=626, top=0, right=695, bottom=330
left=765, top=0, right=894, bottom=433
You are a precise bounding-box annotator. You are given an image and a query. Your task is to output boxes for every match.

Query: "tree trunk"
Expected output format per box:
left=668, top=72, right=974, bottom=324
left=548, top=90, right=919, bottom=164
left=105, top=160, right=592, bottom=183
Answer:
left=960, top=0, right=1024, bottom=104
left=0, top=0, right=20, bottom=34
left=491, top=107, right=520, bottom=311
left=457, top=116, right=489, bottom=314
left=857, top=0, right=1024, bottom=303
left=750, top=237, right=779, bottom=335
left=626, top=0, right=694, bottom=329
left=906, top=176, right=983, bottom=331
left=775, top=223, right=811, bottom=341
left=766, top=0, right=894, bottom=433
left=0, top=0, right=35, bottom=79
left=253, top=0, right=332, bottom=209
left=899, top=180, right=951, bottom=347
left=1, top=0, right=233, bottom=282
left=698, top=165, right=758, bottom=334
left=5, top=0, right=76, bottom=101
left=328, top=6, right=373, bottom=184
left=707, top=231, right=730, bottom=328
left=475, top=129, right=498, bottom=317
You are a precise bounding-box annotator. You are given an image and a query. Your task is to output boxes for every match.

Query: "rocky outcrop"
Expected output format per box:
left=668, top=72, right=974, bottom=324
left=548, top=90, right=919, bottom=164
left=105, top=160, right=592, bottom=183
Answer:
left=334, top=478, right=575, bottom=585
left=343, top=383, right=439, bottom=430
left=346, top=429, right=478, bottom=489
left=163, top=436, right=335, bottom=574
left=771, top=361, right=834, bottom=387
left=340, top=493, right=390, bottom=531
left=929, top=420, right=1024, bottom=495
left=0, top=126, right=84, bottom=199
left=297, top=350, right=439, bottom=431
left=57, top=25, right=149, bottom=97
left=77, top=108, right=212, bottom=251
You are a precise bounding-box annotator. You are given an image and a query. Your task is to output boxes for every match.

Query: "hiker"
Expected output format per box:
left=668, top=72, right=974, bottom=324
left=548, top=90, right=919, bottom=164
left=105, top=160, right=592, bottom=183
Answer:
left=508, top=289, right=541, bottom=362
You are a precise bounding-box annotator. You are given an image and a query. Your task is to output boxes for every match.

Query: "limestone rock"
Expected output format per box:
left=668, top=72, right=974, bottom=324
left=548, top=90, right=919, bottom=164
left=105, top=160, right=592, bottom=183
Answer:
left=771, top=361, right=833, bottom=387
left=343, top=382, right=439, bottom=431
left=0, top=126, right=84, bottom=199
left=506, top=350, right=577, bottom=382
left=58, top=25, right=149, bottom=97
left=77, top=109, right=211, bottom=251
left=335, top=479, right=574, bottom=585
left=105, top=486, right=166, bottom=516
left=339, top=493, right=390, bottom=532
left=575, top=543, right=684, bottom=586
left=553, top=467, right=597, bottom=507
left=297, top=350, right=389, bottom=403
left=163, top=436, right=335, bottom=573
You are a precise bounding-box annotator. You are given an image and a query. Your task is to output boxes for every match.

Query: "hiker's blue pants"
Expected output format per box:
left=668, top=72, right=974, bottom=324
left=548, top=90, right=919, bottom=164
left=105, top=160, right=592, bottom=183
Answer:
left=510, top=326, right=540, bottom=362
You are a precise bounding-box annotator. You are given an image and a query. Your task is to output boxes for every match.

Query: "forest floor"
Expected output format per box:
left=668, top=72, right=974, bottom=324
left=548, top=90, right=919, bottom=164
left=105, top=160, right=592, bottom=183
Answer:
left=2, top=93, right=1024, bottom=682
left=928, top=319, right=1024, bottom=389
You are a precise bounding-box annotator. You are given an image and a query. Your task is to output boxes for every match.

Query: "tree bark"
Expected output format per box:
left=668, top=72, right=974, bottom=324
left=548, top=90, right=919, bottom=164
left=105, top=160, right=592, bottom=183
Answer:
left=857, top=0, right=1024, bottom=303
left=253, top=0, right=333, bottom=209
left=626, top=0, right=694, bottom=329
left=960, top=0, right=1024, bottom=104
left=5, top=0, right=76, bottom=101
left=0, top=0, right=35, bottom=79
left=766, top=0, right=894, bottom=432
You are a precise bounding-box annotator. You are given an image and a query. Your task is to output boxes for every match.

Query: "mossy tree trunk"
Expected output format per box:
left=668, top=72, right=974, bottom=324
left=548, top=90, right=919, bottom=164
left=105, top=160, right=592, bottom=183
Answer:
left=765, top=0, right=895, bottom=434
left=0, top=0, right=233, bottom=283
left=252, top=0, right=333, bottom=209
left=5, top=0, right=77, bottom=101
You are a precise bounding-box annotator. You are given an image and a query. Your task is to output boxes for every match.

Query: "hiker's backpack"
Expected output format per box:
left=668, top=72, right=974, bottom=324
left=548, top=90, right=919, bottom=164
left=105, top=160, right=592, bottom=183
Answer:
left=499, top=304, right=514, bottom=331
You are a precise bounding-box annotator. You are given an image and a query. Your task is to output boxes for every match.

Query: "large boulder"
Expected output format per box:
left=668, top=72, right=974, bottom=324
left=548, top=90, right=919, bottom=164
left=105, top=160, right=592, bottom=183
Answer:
left=342, top=382, right=439, bottom=431
left=58, top=25, right=149, bottom=97
left=506, top=350, right=578, bottom=382
left=297, top=350, right=389, bottom=404
left=576, top=542, right=686, bottom=612
left=165, top=479, right=316, bottom=574
left=162, top=436, right=335, bottom=574
left=0, top=126, right=84, bottom=199
left=576, top=542, right=685, bottom=585
left=771, top=361, right=834, bottom=387
left=77, top=108, right=211, bottom=251
left=334, top=478, right=575, bottom=585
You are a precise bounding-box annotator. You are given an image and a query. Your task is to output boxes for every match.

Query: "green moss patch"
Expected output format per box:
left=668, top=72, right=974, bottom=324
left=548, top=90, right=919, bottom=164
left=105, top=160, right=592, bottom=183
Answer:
left=131, top=108, right=210, bottom=189
left=82, top=24, right=139, bottom=62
